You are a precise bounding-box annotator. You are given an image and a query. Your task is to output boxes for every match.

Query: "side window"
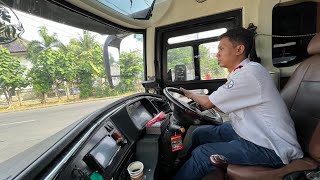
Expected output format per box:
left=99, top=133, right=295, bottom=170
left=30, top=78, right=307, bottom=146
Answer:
left=165, top=28, right=228, bottom=82
left=156, top=9, right=242, bottom=90
left=199, top=42, right=228, bottom=80
left=167, top=46, right=195, bottom=82
left=272, top=1, right=318, bottom=67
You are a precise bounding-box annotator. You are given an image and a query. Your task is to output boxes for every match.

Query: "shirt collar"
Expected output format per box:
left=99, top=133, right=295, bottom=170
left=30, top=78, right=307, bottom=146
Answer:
left=237, top=58, right=250, bottom=67
left=228, top=58, right=250, bottom=78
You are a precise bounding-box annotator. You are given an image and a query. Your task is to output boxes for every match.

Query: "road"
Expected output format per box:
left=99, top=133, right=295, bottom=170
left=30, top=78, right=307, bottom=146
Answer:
left=0, top=97, right=122, bottom=163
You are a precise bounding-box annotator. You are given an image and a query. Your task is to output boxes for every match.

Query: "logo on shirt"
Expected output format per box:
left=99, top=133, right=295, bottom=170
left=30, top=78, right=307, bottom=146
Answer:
left=223, top=79, right=234, bottom=89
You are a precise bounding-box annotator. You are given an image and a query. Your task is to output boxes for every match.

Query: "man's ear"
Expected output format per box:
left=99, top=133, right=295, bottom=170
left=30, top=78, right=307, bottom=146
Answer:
left=235, top=44, right=245, bottom=56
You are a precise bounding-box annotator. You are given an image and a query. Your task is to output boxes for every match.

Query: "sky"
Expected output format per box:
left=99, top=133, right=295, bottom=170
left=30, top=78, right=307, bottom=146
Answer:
left=6, top=3, right=219, bottom=59
left=14, top=10, right=106, bottom=45
left=7, top=8, right=142, bottom=57
left=5, top=7, right=146, bottom=65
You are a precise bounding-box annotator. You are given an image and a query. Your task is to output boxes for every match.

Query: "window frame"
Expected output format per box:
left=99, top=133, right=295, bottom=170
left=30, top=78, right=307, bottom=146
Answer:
left=155, top=9, right=242, bottom=89
left=272, top=1, right=317, bottom=67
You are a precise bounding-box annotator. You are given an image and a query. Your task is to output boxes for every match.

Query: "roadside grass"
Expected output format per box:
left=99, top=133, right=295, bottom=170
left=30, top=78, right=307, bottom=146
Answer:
left=0, top=92, right=137, bottom=113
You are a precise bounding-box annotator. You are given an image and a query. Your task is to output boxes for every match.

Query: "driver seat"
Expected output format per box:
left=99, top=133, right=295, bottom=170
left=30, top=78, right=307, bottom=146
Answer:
left=209, top=33, right=320, bottom=180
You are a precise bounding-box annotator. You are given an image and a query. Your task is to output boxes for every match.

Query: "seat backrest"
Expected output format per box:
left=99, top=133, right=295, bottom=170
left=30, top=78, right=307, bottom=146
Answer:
left=281, top=34, right=320, bottom=162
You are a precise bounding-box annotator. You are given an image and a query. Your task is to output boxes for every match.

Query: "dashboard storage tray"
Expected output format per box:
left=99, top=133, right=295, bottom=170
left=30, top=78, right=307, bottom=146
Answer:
left=146, top=115, right=169, bottom=134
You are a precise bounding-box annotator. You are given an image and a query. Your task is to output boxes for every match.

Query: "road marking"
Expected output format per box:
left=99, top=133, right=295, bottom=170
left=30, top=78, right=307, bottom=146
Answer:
left=0, top=120, right=36, bottom=127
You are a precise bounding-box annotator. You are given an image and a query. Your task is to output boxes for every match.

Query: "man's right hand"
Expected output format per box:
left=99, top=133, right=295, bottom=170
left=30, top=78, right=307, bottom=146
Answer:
left=180, top=88, right=216, bottom=110
left=180, top=87, right=194, bottom=99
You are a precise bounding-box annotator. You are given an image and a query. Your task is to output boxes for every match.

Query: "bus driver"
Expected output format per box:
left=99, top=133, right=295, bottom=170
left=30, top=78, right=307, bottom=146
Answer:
left=173, top=28, right=303, bottom=180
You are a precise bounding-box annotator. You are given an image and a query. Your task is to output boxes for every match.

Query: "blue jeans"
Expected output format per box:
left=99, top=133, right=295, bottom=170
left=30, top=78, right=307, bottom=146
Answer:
left=173, top=123, right=283, bottom=180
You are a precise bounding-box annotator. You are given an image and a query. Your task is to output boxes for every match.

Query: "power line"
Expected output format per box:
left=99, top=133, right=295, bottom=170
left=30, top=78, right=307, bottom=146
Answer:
left=144, top=0, right=151, bottom=7
left=22, top=22, right=77, bottom=39
left=15, top=11, right=80, bottom=38
left=13, top=8, right=112, bottom=45
left=16, top=11, right=108, bottom=43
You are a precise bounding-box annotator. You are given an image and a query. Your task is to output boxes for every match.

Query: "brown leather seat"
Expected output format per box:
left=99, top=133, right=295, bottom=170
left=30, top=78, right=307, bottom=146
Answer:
left=226, top=34, right=320, bottom=180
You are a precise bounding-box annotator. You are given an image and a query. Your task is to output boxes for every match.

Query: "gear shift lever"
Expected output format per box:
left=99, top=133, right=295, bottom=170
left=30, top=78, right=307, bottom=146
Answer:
left=209, top=154, right=228, bottom=180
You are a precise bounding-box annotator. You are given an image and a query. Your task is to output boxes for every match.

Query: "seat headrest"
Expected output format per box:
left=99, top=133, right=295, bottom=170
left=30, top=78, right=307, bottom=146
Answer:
left=307, top=33, right=320, bottom=55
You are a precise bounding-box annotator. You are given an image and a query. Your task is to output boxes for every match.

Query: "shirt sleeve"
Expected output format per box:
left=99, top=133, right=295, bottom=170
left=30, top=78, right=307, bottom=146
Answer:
left=209, top=71, right=262, bottom=113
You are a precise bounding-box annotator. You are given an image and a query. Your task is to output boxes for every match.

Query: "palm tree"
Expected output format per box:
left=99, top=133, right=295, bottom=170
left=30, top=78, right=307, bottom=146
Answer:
left=67, top=30, right=104, bottom=98
left=27, top=26, right=60, bottom=62
left=68, top=30, right=102, bottom=74
left=27, top=26, right=62, bottom=102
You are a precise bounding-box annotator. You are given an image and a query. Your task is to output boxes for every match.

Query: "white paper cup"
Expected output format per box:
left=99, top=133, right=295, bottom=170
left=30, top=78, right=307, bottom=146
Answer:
left=127, top=161, right=144, bottom=180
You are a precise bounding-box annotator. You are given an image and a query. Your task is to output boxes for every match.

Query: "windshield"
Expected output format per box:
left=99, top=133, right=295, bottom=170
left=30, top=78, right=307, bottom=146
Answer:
left=96, top=0, right=155, bottom=19
left=0, top=1, right=145, bottom=164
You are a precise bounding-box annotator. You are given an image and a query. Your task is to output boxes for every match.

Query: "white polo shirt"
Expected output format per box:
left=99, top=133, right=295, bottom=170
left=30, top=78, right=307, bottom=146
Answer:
left=209, top=59, right=303, bottom=164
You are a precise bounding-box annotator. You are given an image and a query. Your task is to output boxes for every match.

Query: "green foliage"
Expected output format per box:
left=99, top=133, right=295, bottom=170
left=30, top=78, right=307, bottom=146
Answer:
left=24, top=26, right=144, bottom=102
left=27, top=26, right=61, bottom=62
left=66, top=30, right=105, bottom=97
left=63, top=51, right=79, bottom=83
left=26, top=26, right=65, bottom=103
left=51, top=50, right=79, bottom=86
left=117, top=51, right=143, bottom=92
left=79, top=73, right=93, bottom=98
left=31, top=72, right=52, bottom=96
left=167, top=45, right=227, bottom=80
left=0, top=48, right=28, bottom=88
left=167, top=46, right=193, bottom=70
left=28, top=48, right=79, bottom=101
left=27, top=40, right=43, bottom=61
left=104, top=85, right=119, bottom=96
left=0, top=48, right=28, bottom=105
left=199, top=45, right=227, bottom=79
left=94, top=86, right=105, bottom=98
left=94, top=84, right=118, bottom=98
left=89, top=45, right=104, bottom=79
left=29, top=50, right=55, bottom=96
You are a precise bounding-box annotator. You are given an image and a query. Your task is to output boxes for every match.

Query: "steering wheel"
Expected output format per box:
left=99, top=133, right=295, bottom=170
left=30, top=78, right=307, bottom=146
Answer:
left=163, top=87, right=223, bottom=125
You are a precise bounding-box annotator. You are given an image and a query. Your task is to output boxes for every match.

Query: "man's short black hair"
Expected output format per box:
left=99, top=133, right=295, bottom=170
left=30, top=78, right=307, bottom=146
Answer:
left=219, top=27, right=254, bottom=57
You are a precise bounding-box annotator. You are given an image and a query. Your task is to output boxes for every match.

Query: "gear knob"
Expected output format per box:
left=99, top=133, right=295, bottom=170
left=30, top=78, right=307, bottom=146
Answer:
left=210, top=154, right=228, bottom=172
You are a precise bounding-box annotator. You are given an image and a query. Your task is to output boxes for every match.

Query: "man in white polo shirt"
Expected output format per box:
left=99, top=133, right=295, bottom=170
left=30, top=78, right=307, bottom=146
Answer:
left=173, top=28, right=303, bottom=180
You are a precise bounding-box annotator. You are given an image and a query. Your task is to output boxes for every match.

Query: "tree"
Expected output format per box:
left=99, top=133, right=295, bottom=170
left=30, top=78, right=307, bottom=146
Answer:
left=70, top=31, right=104, bottom=78
left=199, top=45, right=227, bottom=79
left=27, top=26, right=63, bottom=100
left=167, top=46, right=193, bottom=71
left=67, top=31, right=104, bottom=98
left=0, top=48, right=28, bottom=106
left=167, top=45, right=227, bottom=80
left=117, top=51, right=143, bottom=92
left=27, top=26, right=60, bottom=62
left=61, top=51, right=79, bottom=99
left=28, top=50, right=55, bottom=103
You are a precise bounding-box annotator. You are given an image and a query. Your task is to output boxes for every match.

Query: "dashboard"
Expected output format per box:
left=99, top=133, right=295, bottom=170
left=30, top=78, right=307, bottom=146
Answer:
left=54, top=96, right=169, bottom=180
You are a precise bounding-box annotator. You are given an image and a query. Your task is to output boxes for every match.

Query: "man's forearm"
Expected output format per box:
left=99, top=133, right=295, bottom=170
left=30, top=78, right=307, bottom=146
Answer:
left=181, top=88, right=221, bottom=111
left=189, top=94, right=214, bottom=109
